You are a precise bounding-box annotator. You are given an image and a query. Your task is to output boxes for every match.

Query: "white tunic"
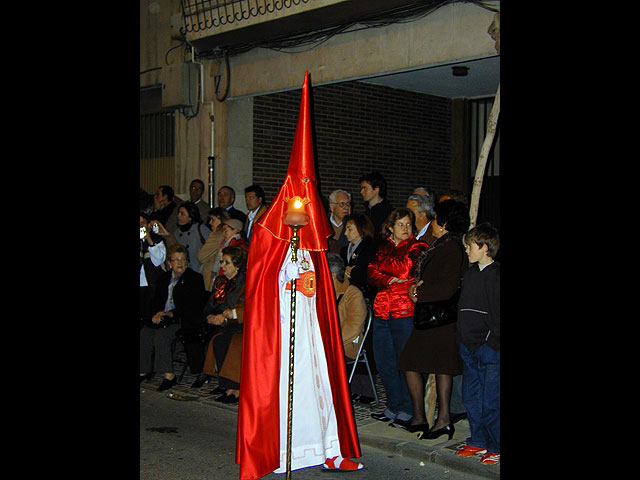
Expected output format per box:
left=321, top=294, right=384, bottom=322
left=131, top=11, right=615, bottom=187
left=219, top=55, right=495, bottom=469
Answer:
left=275, top=246, right=341, bottom=473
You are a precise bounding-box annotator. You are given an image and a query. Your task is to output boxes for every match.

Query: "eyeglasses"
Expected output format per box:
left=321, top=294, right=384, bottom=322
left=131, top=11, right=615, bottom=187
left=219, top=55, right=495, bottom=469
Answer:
left=169, top=258, right=188, bottom=264
left=331, top=202, right=350, bottom=208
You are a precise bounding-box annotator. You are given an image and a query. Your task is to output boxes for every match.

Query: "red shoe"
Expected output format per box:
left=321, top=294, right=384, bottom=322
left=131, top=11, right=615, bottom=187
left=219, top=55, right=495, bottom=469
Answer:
left=323, top=456, right=364, bottom=471
left=455, top=445, right=487, bottom=457
left=480, top=452, right=500, bottom=464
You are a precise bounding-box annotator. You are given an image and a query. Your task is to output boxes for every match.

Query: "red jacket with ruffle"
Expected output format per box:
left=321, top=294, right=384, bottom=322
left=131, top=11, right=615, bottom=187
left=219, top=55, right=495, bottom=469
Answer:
left=367, top=235, right=428, bottom=319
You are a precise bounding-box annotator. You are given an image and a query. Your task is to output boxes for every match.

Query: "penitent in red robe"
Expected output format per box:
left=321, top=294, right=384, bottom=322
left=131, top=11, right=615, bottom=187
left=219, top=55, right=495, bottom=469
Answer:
left=235, top=72, right=361, bottom=479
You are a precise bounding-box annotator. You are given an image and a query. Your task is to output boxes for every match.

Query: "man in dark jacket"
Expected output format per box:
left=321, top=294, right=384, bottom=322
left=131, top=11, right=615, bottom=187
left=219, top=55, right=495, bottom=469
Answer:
left=359, top=171, right=393, bottom=246
left=150, top=185, right=179, bottom=232
left=217, top=185, right=247, bottom=224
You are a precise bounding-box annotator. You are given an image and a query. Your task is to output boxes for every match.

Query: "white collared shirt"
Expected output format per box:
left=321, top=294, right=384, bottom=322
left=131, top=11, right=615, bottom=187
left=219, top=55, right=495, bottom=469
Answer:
left=330, top=213, right=343, bottom=228
left=246, top=207, right=260, bottom=239
left=347, top=238, right=362, bottom=261
left=416, top=221, right=431, bottom=240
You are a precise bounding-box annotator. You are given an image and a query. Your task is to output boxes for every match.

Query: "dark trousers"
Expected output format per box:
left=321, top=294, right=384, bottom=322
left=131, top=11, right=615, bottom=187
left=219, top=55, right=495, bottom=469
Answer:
left=183, top=341, right=205, bottom=374
left=459, top=342, right=500, bottom=453
left=140, top=286, right=153, bottom=323
left=140, top=324, right=180, bottom=374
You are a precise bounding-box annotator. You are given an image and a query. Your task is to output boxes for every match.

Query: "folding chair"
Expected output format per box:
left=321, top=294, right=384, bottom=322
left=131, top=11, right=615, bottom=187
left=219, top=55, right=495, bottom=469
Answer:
left=345, top=299, right=379, bottom=408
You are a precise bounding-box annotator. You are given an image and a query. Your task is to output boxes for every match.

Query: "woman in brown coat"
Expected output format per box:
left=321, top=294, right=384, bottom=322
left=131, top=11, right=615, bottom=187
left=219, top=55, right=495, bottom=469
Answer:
left=200, top=245, right=248, bottom=403
left=196, top=207, right=231, bottom=292
left=398, top=200, right=470, bottom=439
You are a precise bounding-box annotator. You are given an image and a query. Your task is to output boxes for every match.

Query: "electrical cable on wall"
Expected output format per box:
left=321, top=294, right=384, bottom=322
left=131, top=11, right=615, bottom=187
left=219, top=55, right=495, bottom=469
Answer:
left=182, top=48, right=202, bottom=120
left=165, top=40, right=188, bottom=65
left=214, top=51, right=230, bottom=102
left=140, top=66, right=162, bottom=75
left=179, top=0, right=499, bottom=104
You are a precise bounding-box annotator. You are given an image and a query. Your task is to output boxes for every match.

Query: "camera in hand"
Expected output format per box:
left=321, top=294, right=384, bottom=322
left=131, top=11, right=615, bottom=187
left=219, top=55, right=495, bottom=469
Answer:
left=140, top=223, right=159, bottom=240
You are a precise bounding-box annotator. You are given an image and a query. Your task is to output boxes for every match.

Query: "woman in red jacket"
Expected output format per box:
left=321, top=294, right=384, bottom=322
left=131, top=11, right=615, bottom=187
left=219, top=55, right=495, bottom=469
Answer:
left=367, top=208, right=428, bottom=424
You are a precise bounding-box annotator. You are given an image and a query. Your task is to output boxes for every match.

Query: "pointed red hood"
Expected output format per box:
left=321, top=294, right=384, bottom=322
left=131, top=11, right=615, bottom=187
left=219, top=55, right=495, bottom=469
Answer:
left=236, top=72, right=361, bottom=479
left=256, top=71, right=333, bottom=251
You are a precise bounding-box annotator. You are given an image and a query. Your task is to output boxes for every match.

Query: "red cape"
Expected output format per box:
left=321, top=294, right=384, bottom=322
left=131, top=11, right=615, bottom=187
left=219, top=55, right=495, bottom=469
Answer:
left=235, top=72, right=361, bottom=479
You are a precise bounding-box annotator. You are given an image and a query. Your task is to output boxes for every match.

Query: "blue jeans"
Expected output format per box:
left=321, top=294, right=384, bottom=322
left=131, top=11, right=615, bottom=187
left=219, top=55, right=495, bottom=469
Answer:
left=459, top=342, right=500, bottom=453
left=372, top=316, right=414, bottom=421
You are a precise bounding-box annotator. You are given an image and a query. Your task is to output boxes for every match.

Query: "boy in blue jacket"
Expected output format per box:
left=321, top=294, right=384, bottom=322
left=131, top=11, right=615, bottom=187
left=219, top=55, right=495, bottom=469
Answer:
left=455, top=223, right=500, bottom=465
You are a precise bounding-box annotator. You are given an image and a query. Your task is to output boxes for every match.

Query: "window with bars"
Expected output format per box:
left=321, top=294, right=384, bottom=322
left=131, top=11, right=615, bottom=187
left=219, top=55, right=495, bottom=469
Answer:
left=140, top=112, right=175, bottom=158
left=140, top=112, right=176, bottom=193
left=469, top=97, right=500, bottom=177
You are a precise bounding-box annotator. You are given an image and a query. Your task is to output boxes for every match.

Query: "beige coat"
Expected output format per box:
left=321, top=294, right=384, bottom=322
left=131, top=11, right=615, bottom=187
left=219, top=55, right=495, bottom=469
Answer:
left=335, top=283, right=367, bottom=359
left=197, top=229, right=224, bottom=290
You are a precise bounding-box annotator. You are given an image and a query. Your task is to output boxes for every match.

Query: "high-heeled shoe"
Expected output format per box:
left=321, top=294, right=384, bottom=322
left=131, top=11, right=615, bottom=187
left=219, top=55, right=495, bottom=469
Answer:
left=215, top=393, right=229, bottom=402
left=370, top=412, right=393, bottom=422
left=210, top=386, right=226, bottom=395
left=395, top=422, right=430, bottom=434
left=191, top=373, right=209, bottom=389
left=221, top=393, right=239, bottom=404
left=419, top=423, right=454, bottom=440
left=157, top=376, right=177, bottom=392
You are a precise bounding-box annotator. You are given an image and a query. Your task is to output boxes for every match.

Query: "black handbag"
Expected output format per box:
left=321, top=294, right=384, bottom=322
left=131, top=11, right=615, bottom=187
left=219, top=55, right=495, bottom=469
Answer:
left=413, top=287, right=460, bottom=330
left=176, top=327, right=206, bottom=343
left=144, top=315, right=177, bottom=329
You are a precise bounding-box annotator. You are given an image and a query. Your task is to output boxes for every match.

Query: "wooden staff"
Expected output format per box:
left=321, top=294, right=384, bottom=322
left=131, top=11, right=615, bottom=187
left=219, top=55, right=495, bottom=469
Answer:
left=286, top=224, right=301, bottom=480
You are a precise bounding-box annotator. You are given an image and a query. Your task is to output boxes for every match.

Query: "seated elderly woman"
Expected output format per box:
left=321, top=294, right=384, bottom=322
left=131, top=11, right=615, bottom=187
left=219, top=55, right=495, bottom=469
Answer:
left=327, top=253, right=376, bottom=404
left=140, top=243, right=206, bottom=391
left=200, top=245, right=248, bottom=403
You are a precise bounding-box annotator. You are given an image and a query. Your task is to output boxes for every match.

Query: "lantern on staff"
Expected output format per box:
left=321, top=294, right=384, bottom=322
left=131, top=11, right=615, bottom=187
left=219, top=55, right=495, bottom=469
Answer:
left=282, top=196, right=310, bottom=227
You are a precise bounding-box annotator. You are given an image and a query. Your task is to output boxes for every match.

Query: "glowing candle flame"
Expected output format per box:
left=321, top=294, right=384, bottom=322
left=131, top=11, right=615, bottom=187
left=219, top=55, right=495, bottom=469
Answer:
left=282, top=196, right=310, bottom=226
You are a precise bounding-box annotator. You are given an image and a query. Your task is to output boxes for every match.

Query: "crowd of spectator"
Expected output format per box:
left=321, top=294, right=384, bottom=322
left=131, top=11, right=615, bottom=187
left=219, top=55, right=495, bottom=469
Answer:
left=140, top=171, right=500, bottom=464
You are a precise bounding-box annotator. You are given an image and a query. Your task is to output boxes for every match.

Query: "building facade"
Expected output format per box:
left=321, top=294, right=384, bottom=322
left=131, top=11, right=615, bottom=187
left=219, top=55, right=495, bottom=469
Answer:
left=140, top=0, right=500, bottom=224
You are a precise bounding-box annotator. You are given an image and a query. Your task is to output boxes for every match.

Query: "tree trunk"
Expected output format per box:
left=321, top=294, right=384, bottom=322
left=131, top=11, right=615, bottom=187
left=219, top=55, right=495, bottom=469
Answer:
left=469, top=82, right=500, bottom=229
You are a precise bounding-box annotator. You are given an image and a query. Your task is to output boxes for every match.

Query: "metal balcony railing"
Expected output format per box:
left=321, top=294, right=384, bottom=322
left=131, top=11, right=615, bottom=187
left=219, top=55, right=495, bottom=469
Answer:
left=180, top=0, right=311, bottom=34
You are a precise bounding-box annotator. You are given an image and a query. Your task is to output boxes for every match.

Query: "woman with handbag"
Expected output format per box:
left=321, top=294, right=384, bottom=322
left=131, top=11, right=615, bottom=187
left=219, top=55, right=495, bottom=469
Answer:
left=397, top=199, right=470, bottom=439
left=367, top=208, right=428, bottom=425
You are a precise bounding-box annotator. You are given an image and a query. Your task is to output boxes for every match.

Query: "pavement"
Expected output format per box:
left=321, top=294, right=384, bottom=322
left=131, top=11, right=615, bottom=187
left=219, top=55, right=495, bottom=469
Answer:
left=140, top=366, right=499, bottom=480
